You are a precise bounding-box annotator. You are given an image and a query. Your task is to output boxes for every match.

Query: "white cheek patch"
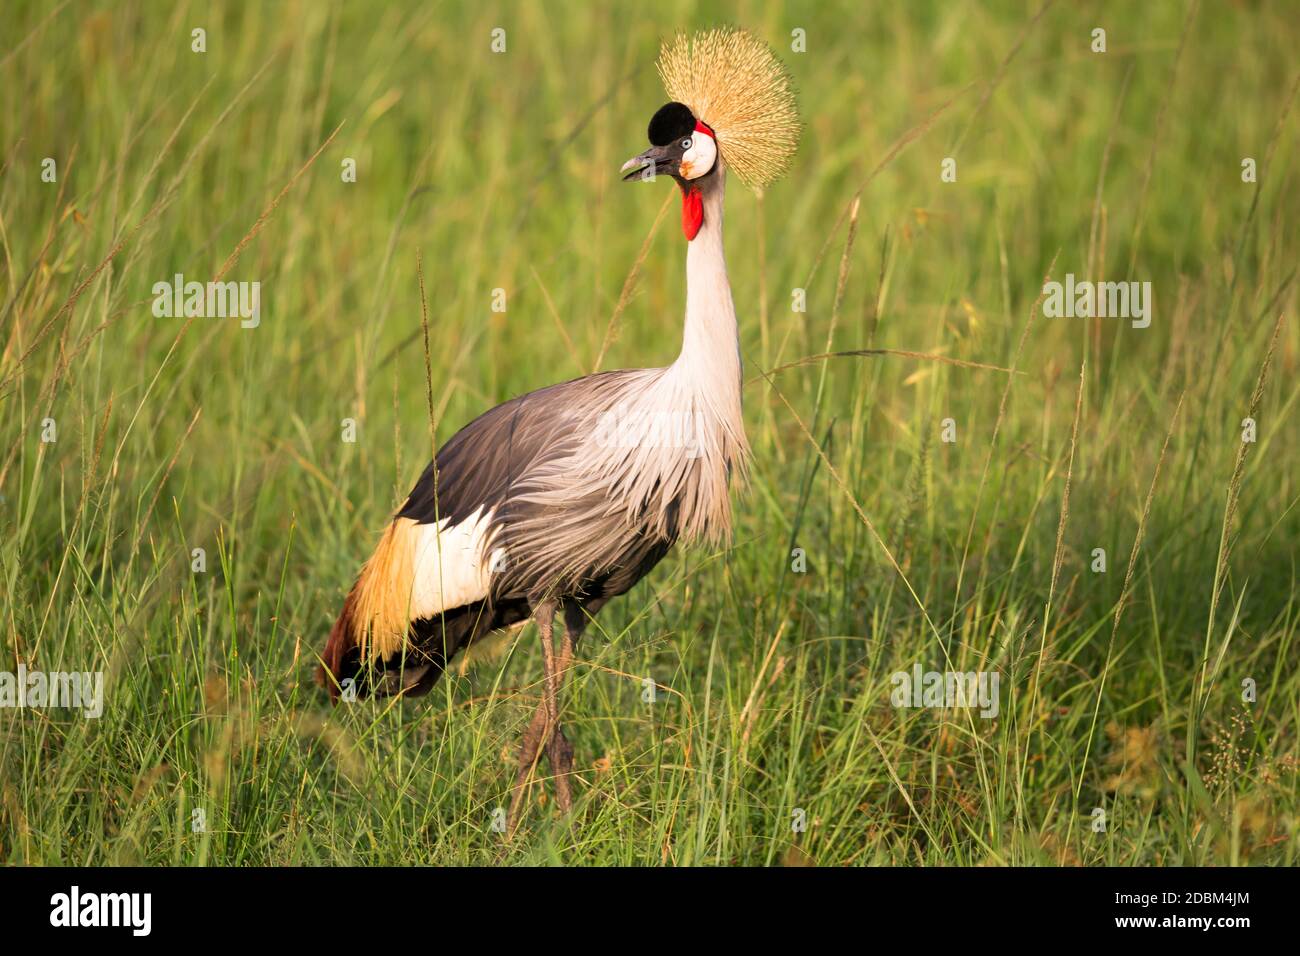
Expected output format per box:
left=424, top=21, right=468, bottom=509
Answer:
left=680, top=134, right=717, bottom=181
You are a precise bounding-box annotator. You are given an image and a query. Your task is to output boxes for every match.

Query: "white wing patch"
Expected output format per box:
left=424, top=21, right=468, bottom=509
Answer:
left=406, top=508, right=502, bottom=619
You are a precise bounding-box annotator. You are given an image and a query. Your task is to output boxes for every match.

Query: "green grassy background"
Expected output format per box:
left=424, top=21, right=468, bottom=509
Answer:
left=2, top=0, right=1297, bottom=865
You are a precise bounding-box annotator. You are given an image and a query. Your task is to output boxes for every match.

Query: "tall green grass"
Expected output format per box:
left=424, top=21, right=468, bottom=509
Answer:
left=1, top=0, right=1297, bottom=864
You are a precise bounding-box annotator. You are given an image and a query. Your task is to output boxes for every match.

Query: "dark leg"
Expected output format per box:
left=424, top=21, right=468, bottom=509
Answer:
left=508, top=601, right=558, bottom=834
left=508, top=698, right=549, bottom=834
left=546, top=617, right=578, bottom=813
left=545, top=600, right=605, bottom=813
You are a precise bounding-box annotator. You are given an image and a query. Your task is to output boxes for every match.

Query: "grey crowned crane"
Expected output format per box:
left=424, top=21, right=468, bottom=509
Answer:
left=319, top=27, right=800, bottom=825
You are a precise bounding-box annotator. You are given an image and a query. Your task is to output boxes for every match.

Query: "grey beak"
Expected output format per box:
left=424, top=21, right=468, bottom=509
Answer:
left=621, top=146, right=672, bottom=182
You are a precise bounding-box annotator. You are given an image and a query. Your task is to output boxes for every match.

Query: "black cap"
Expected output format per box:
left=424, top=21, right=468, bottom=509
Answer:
left=648, top=102, right=696, bottom=146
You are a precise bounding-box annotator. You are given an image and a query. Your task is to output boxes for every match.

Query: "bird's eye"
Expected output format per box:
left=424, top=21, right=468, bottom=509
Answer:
left=681, top=138, right=693, bottom=151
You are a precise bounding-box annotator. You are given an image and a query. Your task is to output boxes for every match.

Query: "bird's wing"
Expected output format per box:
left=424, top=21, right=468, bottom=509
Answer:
left=398, top=368, right=647, bottom=530
left=393, top=368, right=662, bottom=601
left=322, top=367, right=676, bottom=692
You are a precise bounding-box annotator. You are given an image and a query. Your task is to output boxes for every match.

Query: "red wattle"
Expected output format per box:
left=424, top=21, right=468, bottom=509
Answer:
left=681, top=186, right=703, bottom=241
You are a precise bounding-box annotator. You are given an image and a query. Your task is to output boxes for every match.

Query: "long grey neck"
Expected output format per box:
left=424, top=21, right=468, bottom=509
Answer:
left=672, top=168, right=741, bottom=407
left=663, top=164, right=749, bottom=480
